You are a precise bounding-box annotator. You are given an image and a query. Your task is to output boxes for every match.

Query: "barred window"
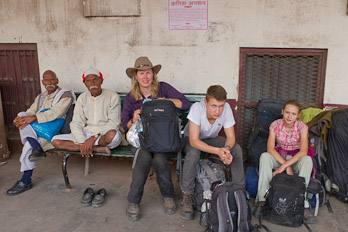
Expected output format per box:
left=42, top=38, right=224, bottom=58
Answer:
left=237, top=48, right=327, bottom=154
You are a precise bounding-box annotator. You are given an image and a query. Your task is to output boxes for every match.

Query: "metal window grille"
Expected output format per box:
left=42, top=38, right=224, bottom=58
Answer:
left=237, top=48, right=327, bottom=155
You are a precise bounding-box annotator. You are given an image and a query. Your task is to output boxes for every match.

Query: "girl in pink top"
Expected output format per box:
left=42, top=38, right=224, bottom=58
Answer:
left=255, top=100, right=315, bottom=223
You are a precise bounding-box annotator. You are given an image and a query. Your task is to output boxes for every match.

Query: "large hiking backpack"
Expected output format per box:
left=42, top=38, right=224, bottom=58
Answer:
left=138, top=99, right=184, bottom=153
left=195, top=158, right=228, bottom=227
left=247, top=99, right=285, bottom=167
left=327, top=108, right=348, bottom=203
left=209, top=183, right=252, bottom=232
left=306, top=132, right=332, bottom=215
left=263, top=172, right=306, bottom=227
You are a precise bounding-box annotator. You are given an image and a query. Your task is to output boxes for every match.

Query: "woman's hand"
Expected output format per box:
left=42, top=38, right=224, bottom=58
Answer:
left=272, top=165, right=286, bottom=176
left=286, top=167, right=294, bottom=175
left=132, top=109, right=141, bottom=123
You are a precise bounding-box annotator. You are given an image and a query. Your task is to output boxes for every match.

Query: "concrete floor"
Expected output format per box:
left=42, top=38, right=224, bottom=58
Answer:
left=1, top=140, right=347, bottom=232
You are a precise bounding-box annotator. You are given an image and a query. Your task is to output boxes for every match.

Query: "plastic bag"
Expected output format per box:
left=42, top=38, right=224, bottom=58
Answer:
left=126, top=119, right=142, bottom=148
left=30, top=109, right=65, bottom=141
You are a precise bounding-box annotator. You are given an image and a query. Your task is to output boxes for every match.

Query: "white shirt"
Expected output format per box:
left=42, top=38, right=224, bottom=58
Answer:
left=70, top=89, right=121, bottom=144
left=184, top=101, right=235, bottom=140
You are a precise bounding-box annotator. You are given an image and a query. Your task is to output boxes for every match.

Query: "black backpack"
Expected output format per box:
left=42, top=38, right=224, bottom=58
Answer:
left=247, top=99, right=285, bottom=167
left=138, top=99, right=184, bottom=153
left=60, top=104, right=75, bottom=134
left=263, top=172, right=306, bottom=227
left=209, top=183, right=252, bottom=232
left=327, top=108, right=348, bottom=203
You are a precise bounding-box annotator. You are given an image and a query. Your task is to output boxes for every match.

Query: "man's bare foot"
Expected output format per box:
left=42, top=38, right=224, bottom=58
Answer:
left=93, top=146, right=111, bottom=154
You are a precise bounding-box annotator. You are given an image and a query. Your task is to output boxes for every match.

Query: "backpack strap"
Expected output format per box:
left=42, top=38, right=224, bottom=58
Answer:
left=216, top=190, right=233, bottom=232
left=303, top=221, right=313, bottom=232
left=37, top=92, right=46, bottom=112
left=234, top=190, right=250, bottom=232
left=131, top=148, right=141, bottom=169
left=247, top=126, right=261, bottom=150
left=253, top=217, right=270, bottom=232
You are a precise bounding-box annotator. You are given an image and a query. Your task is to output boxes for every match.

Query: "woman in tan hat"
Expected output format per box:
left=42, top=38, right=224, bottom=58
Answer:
left=122, top=56, right=190, bottom=221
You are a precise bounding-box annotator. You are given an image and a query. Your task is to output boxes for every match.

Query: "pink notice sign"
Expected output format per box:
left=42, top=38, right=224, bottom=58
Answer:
left=168, top=0, right=208, bottom=30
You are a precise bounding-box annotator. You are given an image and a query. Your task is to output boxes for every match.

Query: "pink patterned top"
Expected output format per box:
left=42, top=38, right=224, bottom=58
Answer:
left=270, top=119, right=308, bottom=151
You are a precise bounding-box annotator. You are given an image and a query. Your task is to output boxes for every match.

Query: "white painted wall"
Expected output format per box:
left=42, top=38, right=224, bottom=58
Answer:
left=0, top=0, right=347, bottom=104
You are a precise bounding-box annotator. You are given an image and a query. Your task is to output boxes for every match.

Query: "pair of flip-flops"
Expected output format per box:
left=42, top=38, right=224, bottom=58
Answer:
left=81, top=187, right=107, bottom=207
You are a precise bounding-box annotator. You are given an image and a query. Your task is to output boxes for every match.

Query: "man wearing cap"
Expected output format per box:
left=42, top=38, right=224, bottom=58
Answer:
left=52, top=67, right=122, bottom=158
left=7, top=70, right=75, bottom=196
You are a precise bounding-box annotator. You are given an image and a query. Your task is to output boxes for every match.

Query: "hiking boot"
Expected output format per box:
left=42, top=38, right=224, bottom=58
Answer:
left=181, top=193, right=195, bottom=220
left=254, top=201, right=265, bottom=218
left=127, top=203, right=140, bottom=221
left=163, top=197, right=176, bottom=215
left=304, top=208, right=316, bottom=224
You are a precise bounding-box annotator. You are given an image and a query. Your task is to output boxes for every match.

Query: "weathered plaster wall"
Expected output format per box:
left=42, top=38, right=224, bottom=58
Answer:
left=0, top=0, right=347, bottom=104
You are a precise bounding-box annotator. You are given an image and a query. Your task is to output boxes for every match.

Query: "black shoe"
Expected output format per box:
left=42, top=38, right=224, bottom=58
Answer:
left=29, top=147, right=46, bottom=162
left=81, top=187, right=94, bottom=206
left=7, top=181, right=33, bottom=196
left=92, top=188, right=107, bottom=208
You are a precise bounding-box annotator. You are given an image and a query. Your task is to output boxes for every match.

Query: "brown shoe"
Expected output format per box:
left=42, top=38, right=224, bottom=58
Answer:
left=163, top=197, right=176, bottom=215
left=304, top=208, right=316, bottom=224
left=181, top=193, right=195, bottom=220
left=254, top=201, right=265, bottom=218
left=127, top=203, right=140, bottom=221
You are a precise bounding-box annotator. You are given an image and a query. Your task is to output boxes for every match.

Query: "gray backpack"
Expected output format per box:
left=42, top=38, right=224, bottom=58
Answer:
left=194, top=158, right=227, bottom=227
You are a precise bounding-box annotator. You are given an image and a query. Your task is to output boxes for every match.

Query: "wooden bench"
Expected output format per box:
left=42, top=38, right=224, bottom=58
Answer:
left=47, top=93, right=206, bottom=188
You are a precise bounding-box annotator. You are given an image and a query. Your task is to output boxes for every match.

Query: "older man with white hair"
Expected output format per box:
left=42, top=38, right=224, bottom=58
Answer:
left=7, top=70, right=75, bottom=196
left=52, top=67, right=122, bottom=158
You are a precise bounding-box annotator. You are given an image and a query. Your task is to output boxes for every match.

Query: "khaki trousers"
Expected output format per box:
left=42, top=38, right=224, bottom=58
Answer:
left=256, top=152, right=313, bottom=208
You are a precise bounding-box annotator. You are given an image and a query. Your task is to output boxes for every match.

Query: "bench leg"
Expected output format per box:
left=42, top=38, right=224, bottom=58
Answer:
left=84, top=157, right=89, bottom=176
left=176, top=151, right=183, bottom=184
left=62, top=153, right=71, bottom=188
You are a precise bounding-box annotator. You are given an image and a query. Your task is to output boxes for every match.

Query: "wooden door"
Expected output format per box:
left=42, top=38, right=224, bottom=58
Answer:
left=0, top=43, right=41, bottom=136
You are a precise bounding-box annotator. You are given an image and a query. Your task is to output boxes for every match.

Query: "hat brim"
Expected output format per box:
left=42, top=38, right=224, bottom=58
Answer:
left=126, top=64, right=161, bottom=78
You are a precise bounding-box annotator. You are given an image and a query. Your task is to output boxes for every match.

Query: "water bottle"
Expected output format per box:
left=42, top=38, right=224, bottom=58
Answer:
left=137, top=118, right=143, bottom=133
left=310, top=138, right=315, bottom=148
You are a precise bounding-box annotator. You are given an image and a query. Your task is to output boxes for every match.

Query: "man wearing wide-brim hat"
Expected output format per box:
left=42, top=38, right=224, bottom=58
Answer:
left=122, top=56, right=191, bottom=221
left=52, top=67, right=122, bottom=157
